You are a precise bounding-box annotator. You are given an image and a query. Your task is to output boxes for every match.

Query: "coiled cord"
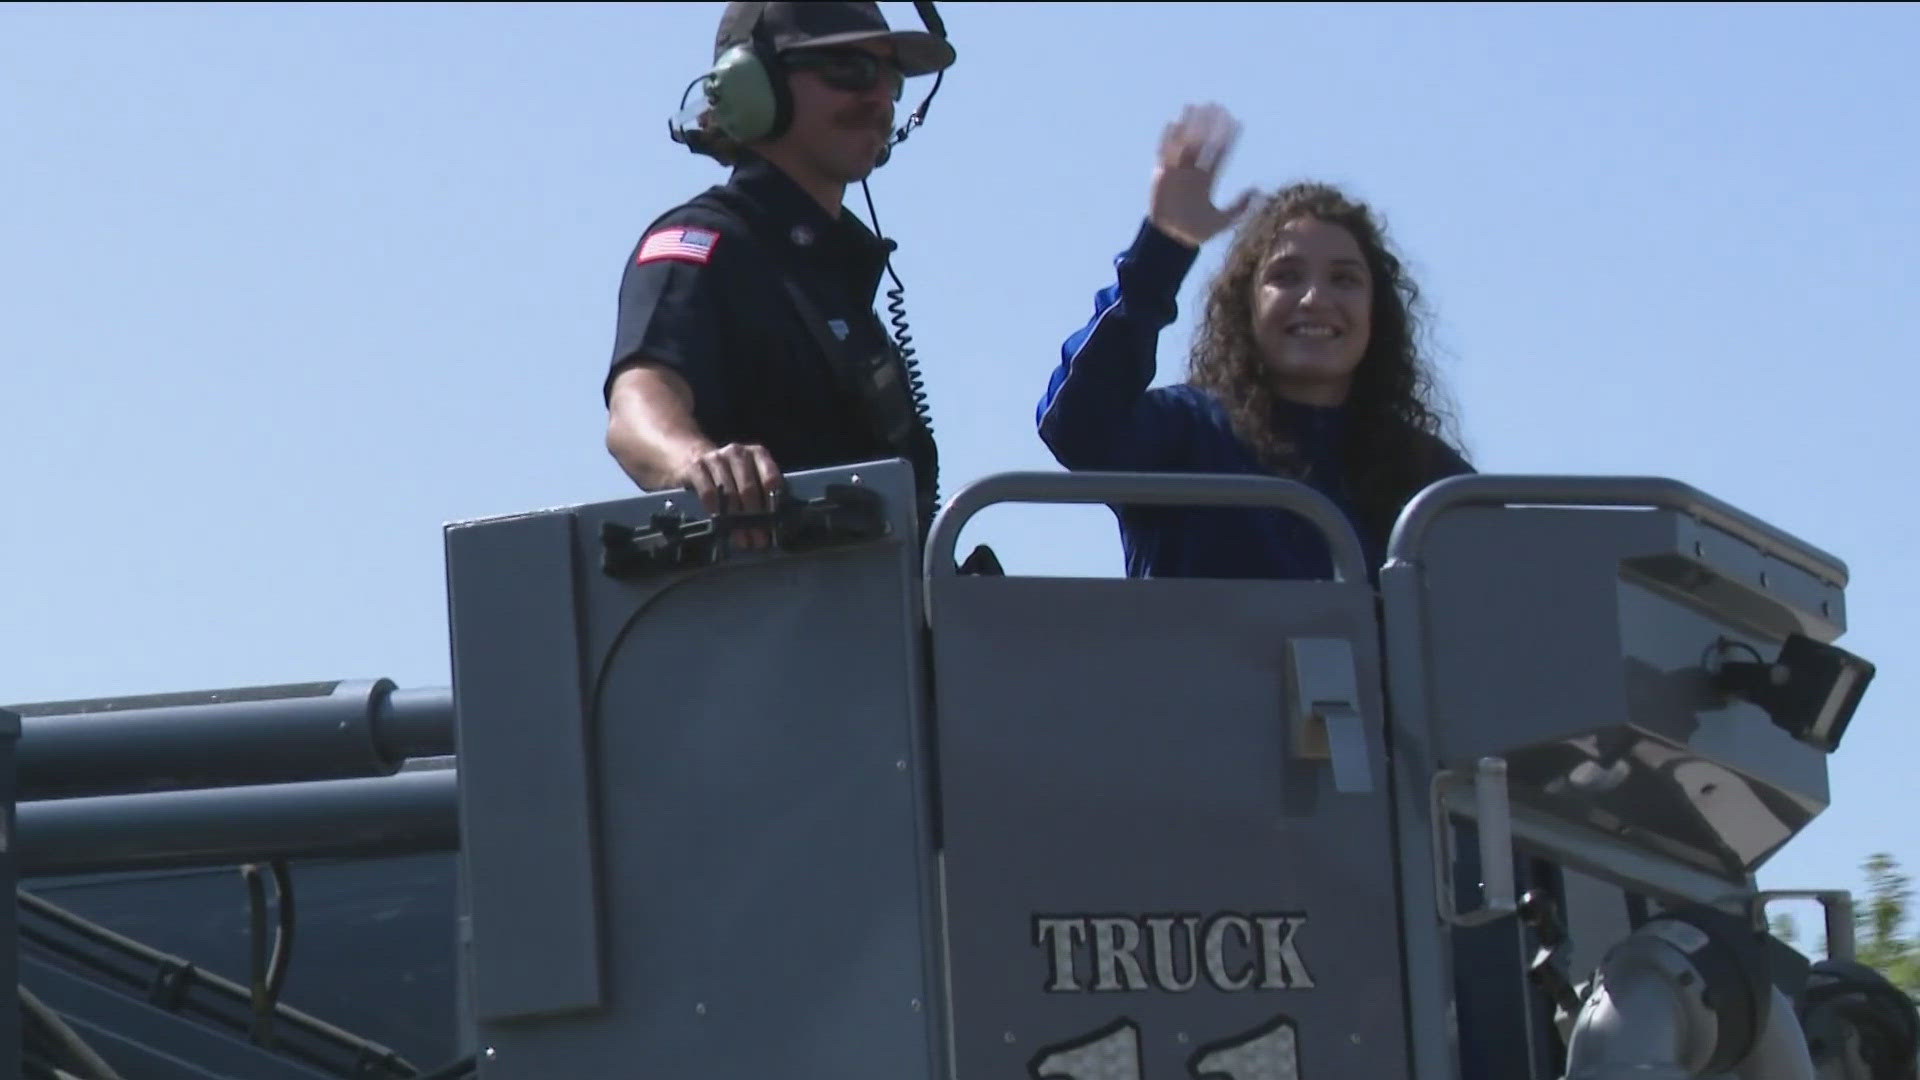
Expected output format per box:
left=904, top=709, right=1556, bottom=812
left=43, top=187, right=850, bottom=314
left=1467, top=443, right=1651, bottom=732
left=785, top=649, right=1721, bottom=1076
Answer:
left=860, top=178, right=939, bottom=516
left=886, top=279, right=935, bottom=467
left=859, top=2, right=945, bottom=524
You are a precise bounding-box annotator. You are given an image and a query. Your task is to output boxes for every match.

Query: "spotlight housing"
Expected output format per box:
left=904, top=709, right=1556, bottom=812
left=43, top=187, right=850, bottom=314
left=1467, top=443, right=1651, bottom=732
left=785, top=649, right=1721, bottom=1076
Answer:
left=1711, top=634, right=1875, bottom=754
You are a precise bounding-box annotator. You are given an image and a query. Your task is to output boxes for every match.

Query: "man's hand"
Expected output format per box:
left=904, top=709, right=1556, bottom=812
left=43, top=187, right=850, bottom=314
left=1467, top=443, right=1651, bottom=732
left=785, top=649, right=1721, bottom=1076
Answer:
left=671, top=442, right=784, bottom=550
left=605, top=362, right=784, bottom=550
left=1148, top=102, right=1257, bottom=250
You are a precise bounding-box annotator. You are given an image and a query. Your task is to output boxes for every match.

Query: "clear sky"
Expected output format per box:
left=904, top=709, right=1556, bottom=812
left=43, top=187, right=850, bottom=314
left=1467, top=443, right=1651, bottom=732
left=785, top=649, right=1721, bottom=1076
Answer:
left=4, top=2, right=1915, bottom=930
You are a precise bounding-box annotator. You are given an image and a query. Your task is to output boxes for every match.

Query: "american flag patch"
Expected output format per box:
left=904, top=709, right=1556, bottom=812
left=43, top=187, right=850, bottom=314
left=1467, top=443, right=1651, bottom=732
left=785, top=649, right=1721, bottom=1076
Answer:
left=636, top=226, right=719, bottom=266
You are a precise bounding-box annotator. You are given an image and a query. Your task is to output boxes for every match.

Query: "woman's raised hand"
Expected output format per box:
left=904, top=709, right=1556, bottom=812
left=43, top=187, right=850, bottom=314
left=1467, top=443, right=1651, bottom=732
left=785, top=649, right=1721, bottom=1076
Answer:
left=1148, top=102, right=1257, bottom=249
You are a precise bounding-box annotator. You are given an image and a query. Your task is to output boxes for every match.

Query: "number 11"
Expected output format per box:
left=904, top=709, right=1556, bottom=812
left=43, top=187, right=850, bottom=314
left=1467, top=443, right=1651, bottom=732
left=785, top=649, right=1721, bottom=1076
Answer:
left=1031, top=1017, right=1300, bottom=1080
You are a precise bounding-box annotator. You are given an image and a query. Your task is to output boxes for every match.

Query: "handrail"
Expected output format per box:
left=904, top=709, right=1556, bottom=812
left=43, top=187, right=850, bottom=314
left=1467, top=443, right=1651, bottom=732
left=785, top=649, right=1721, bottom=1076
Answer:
left=1384, top=474, right=1848, bottom=587
left=925, top=470, right=1368, bottom=585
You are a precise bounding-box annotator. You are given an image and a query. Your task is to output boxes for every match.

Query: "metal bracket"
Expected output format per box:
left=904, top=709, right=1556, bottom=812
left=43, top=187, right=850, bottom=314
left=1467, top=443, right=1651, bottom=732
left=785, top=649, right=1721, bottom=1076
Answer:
left=600, top=483, right=890, bottom=578
left=1285, top=638, right=1373, bottom=795
left=1318, top=703, right=1373, bottom=795
left=1753, top=889, right=1856, bottom=961
left=1431, top=757, right=1518, bottom=927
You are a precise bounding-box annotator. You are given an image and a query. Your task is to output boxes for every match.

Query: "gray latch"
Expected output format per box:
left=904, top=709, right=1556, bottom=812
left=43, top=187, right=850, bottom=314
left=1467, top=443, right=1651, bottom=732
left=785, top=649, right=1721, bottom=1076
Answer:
left=1286, top=638, right=1373, bottom=794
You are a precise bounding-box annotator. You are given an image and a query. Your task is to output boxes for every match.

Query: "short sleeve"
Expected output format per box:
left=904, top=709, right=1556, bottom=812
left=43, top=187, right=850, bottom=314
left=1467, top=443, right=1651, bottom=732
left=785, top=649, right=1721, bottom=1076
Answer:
left=604, top=213, right=735, bottom=418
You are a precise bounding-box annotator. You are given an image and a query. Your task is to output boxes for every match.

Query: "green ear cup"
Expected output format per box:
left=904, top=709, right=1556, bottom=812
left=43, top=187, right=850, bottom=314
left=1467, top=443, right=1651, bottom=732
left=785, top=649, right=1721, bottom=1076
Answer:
left=705, top=43, right=783, bottom=144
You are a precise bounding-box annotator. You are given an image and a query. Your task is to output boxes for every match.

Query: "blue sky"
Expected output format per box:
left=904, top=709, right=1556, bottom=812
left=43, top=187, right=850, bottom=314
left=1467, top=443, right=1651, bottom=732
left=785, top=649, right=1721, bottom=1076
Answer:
left=4, top=2, right=1916, bottom=927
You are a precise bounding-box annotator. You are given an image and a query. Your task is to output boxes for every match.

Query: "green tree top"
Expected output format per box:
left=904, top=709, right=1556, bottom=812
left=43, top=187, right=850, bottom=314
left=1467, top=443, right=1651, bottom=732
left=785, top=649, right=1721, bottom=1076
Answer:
left=1856, top=852, right=1919, bottom=999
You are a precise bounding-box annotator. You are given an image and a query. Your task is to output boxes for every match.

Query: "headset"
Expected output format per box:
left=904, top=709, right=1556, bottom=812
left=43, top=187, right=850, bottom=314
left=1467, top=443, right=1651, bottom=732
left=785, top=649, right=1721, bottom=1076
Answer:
left=667, top=14, right=788, bottom=157
left=668, top=2, right=948, bottom=169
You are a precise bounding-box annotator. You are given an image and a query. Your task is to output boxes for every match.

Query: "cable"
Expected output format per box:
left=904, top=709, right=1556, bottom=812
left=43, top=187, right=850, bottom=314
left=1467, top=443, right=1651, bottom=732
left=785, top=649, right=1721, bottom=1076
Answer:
left=20, top=984, right=123, bottom=1080
left=858, top=178, right=938, bottom=521
left=240, top=859, right=296, bottom=1047
left=18, top=888, right=418, bottom=1077
left=883, top=1, right=945, bottom=158
left=413, top=1054, right=477, bottom=1080
left=855, top=0, right=948, bottom=528
left=1703, top=636, right=1767, bottom=677
left=245, top=865, right=272, bottom=1046
left=885, top=68, right=943, bottom=157
left=266, top=860, right=295, bottom=1004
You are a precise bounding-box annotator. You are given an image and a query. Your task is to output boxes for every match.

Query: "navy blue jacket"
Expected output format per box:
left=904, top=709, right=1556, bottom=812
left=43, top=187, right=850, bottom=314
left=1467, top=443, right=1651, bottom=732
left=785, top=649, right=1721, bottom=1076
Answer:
left=1037, top=220, right=1474, bottom=582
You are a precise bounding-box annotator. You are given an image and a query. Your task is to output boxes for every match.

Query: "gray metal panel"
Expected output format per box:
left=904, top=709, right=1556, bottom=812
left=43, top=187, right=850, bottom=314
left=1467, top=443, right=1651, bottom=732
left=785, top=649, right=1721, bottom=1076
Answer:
left=926, top=473, right=1412, bottom=1080
left=1377, top=475, right=1856, bottom=1080
left=444, top=510, right=603, bottom=1022
left=1376, top=560, right=1458, bottom=1080
left=1556, top=868, right=1635, bottom=988
left=460, top=460, right=946, bottom=1080
left=1416, top=506, right=1831, bottom=879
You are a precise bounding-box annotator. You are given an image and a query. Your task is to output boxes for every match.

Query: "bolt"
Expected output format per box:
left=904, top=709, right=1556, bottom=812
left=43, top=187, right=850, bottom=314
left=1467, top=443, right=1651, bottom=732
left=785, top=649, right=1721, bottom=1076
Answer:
left=484, top=1047, right=497, bottom=1061
left=896, top=760, right=907, bottom=771
left=911, top=998, right=922, bottom=1012
left=1351, top=1033, right=1362, bottom=1045
left=1177, top=1032, right=1189, bottom=1045
left=696, top=1002, right=707, bottom=1016
left=1004, top=1032, right=1016, bottom=1044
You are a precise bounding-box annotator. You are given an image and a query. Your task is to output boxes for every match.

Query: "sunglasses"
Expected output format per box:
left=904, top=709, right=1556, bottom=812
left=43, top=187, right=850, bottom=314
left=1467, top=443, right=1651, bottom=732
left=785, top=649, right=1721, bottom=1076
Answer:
left=784, top=48, right=905, bottom=101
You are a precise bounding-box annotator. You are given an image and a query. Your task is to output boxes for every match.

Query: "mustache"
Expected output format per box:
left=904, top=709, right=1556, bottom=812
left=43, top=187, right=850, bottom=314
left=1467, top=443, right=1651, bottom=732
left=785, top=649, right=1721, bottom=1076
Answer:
left=835, top=103, right=894, bottom=133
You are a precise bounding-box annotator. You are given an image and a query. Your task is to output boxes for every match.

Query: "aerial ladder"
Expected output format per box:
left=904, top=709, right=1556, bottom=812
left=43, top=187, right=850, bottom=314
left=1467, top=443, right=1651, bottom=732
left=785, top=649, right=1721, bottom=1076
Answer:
left=3, top=460, right=1915, bottom=1080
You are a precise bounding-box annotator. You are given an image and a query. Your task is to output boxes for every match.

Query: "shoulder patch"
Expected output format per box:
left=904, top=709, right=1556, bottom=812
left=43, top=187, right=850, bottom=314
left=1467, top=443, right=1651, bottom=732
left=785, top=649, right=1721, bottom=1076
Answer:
left=636, top=226, right=720, bottom=267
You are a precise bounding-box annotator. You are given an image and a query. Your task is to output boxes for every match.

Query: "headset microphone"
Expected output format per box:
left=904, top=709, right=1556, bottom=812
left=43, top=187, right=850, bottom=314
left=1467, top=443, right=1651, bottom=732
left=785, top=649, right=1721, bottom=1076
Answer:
left=666, top=72, right=713, bottom=156
left=875, top=1, right=947, bottom=169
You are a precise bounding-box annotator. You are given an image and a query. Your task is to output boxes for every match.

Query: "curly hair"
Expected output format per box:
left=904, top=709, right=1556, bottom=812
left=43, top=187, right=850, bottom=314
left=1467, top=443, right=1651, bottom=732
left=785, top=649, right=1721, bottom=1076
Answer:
left=1188, top=181, right=1464, bottom=540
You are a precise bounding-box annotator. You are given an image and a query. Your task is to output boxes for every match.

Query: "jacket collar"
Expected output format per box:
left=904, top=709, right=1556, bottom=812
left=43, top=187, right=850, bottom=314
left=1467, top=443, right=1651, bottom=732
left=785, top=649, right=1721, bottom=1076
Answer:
left=727, top=153, right=891, bottom=296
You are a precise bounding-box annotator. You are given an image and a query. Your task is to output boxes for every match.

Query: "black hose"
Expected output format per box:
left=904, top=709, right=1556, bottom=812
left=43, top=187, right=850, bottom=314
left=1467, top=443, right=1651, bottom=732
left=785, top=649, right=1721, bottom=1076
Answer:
left=241, top=859, right=298, bottom=1047
left=20, top=983, right=123, bottom=1080
left=19, top=889, right=417, bottom=1076
left=414, top=1054, right=477, bottom=1080
left=244, top=864, right=271, bottom=1046
left=266, top=859, right=295, bottom=1002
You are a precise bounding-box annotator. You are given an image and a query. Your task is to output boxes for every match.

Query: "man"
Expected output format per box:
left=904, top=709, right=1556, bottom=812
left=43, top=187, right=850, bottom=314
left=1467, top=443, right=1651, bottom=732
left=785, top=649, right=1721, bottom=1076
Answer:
left=604, top=1, right=953, bottom=544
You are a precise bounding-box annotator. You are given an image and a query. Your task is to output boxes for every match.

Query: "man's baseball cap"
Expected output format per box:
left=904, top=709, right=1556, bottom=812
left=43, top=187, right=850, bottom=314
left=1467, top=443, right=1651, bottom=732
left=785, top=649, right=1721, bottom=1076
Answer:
left=715, top=2, right=957, bottom=78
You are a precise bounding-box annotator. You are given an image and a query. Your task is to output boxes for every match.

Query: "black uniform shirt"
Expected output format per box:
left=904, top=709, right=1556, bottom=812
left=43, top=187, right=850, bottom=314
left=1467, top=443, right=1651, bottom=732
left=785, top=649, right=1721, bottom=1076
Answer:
left=606, top=154, right=937, bottom=520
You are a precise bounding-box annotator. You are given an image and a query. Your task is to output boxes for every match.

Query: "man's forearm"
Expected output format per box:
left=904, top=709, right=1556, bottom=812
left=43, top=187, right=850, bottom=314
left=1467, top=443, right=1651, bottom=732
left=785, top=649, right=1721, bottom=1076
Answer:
left=605, top=363, right=715, bottom=491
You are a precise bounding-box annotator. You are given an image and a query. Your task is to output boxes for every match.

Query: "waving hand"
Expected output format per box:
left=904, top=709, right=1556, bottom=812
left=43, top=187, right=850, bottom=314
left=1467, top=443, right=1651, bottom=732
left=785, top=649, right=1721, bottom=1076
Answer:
left=1148, top=103, right=1257, bottom=249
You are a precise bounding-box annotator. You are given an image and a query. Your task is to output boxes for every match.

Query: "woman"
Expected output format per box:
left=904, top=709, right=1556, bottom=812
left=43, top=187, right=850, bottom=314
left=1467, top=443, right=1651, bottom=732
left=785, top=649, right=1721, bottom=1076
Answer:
left=1037, top=103, right=1473, bottom=582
